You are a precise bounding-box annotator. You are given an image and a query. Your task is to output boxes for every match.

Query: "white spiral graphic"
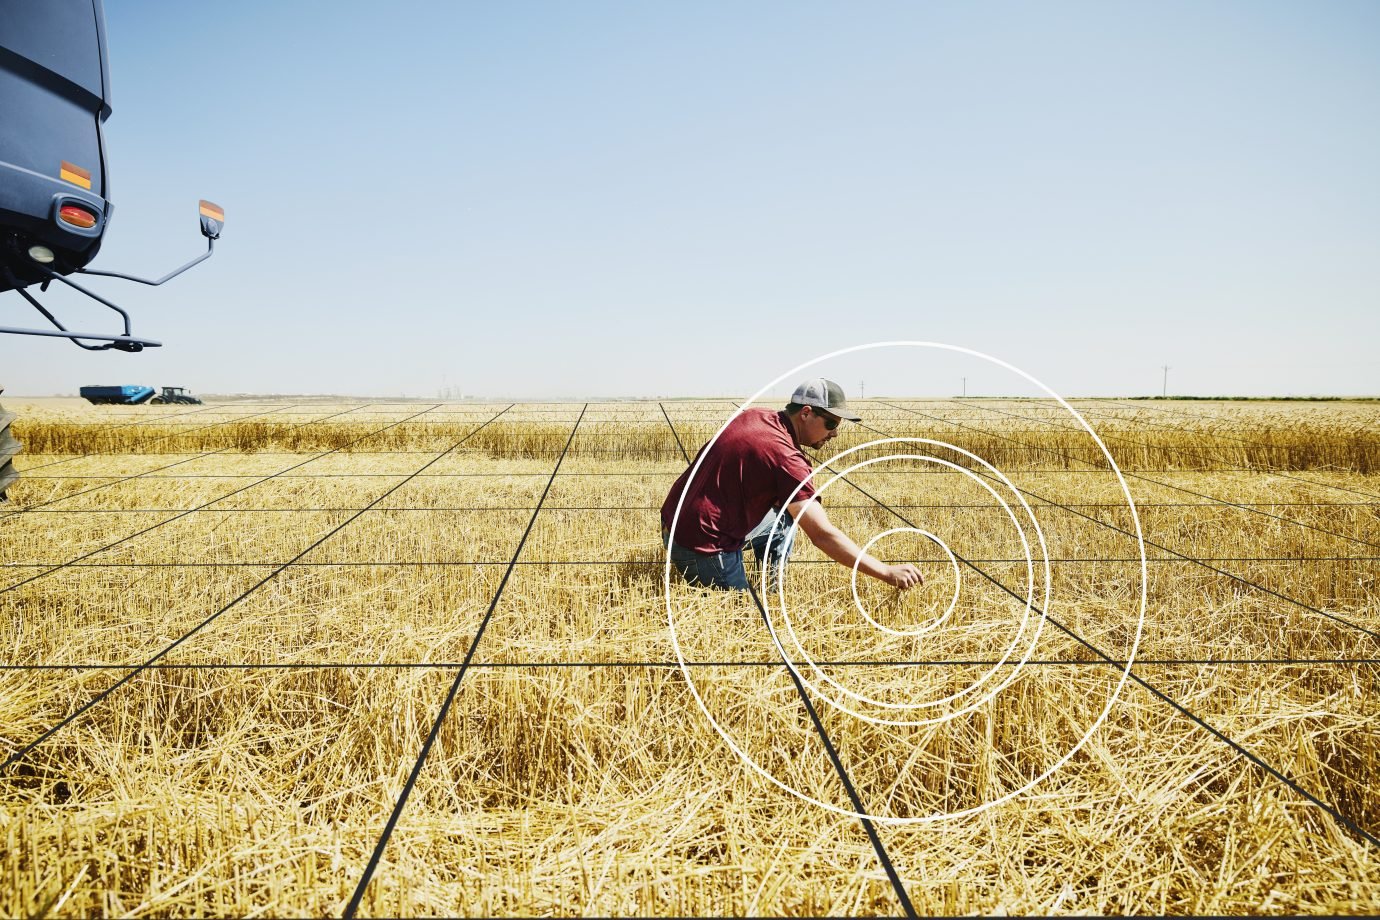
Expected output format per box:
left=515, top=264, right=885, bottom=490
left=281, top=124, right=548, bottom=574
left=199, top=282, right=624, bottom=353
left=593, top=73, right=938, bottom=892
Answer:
left=665, top=342, right=1147, bottom=824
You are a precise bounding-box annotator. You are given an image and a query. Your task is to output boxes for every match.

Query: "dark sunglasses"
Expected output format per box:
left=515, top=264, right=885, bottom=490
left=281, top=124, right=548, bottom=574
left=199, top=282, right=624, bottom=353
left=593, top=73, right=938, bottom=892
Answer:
left=813, top=408, right=841, bottom=430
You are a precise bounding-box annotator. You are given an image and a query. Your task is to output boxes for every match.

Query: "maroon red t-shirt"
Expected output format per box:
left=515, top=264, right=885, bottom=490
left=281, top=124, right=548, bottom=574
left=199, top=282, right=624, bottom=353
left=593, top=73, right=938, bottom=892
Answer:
left=660, top=408, right=820, bottom=553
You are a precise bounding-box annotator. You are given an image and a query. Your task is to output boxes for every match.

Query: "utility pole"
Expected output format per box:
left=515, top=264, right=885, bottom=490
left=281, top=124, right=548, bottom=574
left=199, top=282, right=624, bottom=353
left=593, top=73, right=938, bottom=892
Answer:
left=1162, top=365, right=1170, bottom=398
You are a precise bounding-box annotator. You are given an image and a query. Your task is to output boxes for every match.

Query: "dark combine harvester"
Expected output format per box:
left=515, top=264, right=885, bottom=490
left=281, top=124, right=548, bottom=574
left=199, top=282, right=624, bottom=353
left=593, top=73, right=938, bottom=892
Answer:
left=0, top=0, right=224, bottom=352
left=1, top=0, right=223, bottom=500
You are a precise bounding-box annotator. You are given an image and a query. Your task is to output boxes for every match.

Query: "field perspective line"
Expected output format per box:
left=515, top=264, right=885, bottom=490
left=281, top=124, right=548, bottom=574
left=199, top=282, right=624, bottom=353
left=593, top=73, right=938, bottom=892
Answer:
left=874, top=402, right=1380, bottom=643
left=3, top=398, right=1375, bottom=915
left=0, top=403, right=314, bottom=519
left=0, top=405, right=512, bottom=772
left=343, top=404, right=587, bottom=918
left=0, top=404, right=433, bottom=594
left=830, top=425, right=1380, bottom=852
left=948, top=399, right=1380, bottom=549
left=662, top=405, right=919, bottom=919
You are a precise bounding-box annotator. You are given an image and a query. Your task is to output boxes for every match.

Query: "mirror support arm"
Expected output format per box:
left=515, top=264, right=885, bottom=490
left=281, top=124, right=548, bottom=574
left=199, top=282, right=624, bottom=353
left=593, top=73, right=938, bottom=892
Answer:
left=0, top=268, right=158, bottom=350
left=1, top=202, right=218, bottom=350
left=76, top=236, right=214, bottom=286
left=33, top=263, right=136, bottom=334
left=6, top=277, right=107, bottom=350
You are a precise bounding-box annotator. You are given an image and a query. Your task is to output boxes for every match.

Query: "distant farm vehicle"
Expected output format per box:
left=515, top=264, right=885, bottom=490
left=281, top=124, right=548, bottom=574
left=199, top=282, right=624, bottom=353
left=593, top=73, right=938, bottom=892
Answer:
left=150, top=386, right=201, bottom=405
left=78, top=385, right=203, bottom=406
left=0, top=0, right=224, bottom=352
left=79, top=385, right=156, bottom=405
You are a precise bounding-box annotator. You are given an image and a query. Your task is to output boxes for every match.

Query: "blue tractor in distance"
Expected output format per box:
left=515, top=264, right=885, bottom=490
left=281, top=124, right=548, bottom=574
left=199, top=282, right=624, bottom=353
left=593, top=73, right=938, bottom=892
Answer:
left=0, top=0, right=224, bottom=352
left=79, top=384, right=202, bottom=405
left=79, top=384, right=155, bottom=405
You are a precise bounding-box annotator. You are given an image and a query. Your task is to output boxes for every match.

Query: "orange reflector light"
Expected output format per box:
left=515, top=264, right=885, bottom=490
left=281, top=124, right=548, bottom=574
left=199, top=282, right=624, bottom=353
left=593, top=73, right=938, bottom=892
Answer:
left=199, top=200, right=224, bottom=221
left=60, top=161, right=92, bottom=189
left=59, top=204, right=98, bottom=229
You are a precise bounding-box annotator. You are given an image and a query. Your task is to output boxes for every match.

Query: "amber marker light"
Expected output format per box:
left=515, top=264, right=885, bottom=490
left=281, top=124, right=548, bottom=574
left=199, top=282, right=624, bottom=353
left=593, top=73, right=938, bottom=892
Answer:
left=59, top=160, right=92, bottom=189
left=198, top=199, right=225, bottom=239
left=59, top=204, right=98, bottom=229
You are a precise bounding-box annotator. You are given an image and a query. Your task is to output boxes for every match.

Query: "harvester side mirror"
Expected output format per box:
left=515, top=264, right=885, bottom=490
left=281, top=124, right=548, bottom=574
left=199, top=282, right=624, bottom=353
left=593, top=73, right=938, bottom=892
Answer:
left=199, top=200, right=224, bottom=239
left=5, top=197, right=227, bottom=350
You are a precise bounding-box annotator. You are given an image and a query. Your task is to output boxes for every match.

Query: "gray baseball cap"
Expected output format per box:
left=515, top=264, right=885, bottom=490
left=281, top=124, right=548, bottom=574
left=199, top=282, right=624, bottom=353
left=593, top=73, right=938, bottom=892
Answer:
left=789, top=377, right=860, bottom=422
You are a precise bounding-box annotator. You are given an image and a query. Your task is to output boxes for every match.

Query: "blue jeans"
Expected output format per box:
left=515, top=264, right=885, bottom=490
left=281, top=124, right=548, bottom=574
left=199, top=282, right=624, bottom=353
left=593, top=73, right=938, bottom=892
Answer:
left=664, top=509, right=796, bottom=591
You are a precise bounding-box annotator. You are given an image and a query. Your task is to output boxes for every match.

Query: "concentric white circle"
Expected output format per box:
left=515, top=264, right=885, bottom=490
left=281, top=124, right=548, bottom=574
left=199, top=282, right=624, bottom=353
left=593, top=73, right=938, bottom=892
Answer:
left=664, top=341, right=1147, bottom=824
left=764, top=442, right=1049, bottom=722
left=851, top=527, right=960, bottom=637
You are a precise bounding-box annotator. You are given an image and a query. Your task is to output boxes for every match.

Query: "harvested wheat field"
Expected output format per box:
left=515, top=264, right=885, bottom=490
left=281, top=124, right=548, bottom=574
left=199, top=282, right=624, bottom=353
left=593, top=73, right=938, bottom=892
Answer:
left=0, top=397, right=1377, bottom=916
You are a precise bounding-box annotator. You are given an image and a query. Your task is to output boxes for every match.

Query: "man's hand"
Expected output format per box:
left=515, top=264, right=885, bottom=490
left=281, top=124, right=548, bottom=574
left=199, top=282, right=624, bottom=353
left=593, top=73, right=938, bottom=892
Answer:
left=791, top=499, right=929, bottom=589
left=882, top=563, right=923, bottom=589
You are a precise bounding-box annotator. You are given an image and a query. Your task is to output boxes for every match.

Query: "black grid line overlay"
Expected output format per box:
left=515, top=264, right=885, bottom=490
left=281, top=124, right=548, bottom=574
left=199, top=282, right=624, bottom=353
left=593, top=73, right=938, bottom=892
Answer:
left=0, top=403, right=462, bottom=594
left=0, top=402, right=316, bottom=515
left=1, top=404, right=514, bottom=770
left=343, top=404, right=589, bottom=917
left=865, top=402, right=1380, bottom=641
left=0, top=397, right=1376, bottom=916
left=854, top=406, right=1376, bottom=844
left=815, top=430, right=1379, bottom=850
left=661, top=405, right=917, bottom=916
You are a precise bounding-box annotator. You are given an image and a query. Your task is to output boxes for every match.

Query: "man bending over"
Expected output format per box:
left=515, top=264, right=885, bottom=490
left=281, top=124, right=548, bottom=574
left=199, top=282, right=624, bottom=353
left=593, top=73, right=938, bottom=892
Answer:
left=661, top=378, right=923, bottom=592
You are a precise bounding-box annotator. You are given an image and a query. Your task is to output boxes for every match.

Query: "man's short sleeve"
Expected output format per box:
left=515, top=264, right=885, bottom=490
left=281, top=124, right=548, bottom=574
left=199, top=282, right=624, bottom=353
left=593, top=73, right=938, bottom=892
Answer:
left=772, top=447, right=818, bottom=509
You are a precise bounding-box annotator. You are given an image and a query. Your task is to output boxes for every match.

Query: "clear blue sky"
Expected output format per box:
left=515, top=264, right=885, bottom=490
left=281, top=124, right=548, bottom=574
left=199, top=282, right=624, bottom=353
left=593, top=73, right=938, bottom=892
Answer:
left=4, top=0, right=1377, bottom=397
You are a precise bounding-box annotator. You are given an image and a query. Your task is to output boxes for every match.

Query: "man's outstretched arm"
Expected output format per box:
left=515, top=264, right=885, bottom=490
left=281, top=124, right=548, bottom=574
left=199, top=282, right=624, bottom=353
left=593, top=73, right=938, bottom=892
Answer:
left=787, top=499, right=923, bottom=589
